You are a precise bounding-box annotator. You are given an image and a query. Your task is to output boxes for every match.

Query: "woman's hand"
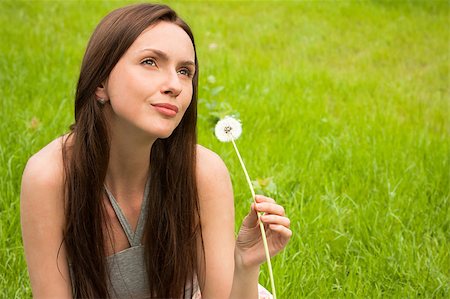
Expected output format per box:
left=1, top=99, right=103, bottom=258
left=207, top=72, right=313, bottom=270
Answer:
left=235, top=195, right=292, bottom=269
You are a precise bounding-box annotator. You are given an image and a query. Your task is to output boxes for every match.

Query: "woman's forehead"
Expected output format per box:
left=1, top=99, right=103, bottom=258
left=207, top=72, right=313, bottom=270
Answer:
left=128, top=21, right=195, bottom=62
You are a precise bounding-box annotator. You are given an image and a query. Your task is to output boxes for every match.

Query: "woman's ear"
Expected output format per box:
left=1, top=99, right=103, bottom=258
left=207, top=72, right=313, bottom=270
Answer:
left=95, top=83, right=109, bottom=101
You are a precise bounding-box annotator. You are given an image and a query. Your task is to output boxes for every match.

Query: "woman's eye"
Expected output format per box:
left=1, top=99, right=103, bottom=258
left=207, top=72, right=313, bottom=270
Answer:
left=178, top=68, right=192, bottom=77
left=141, top=58, right=156, bottom=66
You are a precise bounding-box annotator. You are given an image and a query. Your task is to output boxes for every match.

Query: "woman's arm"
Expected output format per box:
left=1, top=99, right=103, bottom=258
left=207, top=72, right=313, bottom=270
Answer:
left=20, top=139, right=72, bottom=298
left=196, top=145, right=292, bottom=299
left=196, top=145, right=236, bottom=298
left=196, top=145, right=292, bottom=298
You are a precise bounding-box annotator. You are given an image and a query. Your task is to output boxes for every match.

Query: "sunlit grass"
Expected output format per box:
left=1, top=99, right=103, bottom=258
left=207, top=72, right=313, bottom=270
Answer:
left=0, top=0, right=448, bottom=298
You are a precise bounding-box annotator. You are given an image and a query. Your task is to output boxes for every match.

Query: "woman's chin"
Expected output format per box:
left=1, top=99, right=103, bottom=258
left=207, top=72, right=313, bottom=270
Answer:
left=158, top=133, right=173, bottom=139
left=153, top=128, right=176, bottom=139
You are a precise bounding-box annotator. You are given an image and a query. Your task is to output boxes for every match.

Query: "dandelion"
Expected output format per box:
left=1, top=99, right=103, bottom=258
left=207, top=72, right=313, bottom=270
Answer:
left=215, top=116, right=277, bottom=299
left=214, top=116, right=242, bottom=142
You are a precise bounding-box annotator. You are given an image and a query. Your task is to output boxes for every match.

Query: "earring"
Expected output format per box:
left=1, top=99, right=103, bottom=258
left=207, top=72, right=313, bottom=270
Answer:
left=97, top=98, right=106, bottom=105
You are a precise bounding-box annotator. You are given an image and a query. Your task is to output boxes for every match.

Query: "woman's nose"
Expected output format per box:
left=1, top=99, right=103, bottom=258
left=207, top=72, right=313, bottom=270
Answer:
left=160, top=71, right=182, bottom=97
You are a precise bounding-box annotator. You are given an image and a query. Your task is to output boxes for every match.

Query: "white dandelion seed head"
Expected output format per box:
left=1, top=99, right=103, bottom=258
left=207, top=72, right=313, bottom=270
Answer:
left=215, top=116, right=242, bottom=142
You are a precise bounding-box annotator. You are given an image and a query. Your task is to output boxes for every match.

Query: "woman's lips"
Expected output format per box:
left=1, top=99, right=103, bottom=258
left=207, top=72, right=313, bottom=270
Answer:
left=151, top=103, right=179, bottom=117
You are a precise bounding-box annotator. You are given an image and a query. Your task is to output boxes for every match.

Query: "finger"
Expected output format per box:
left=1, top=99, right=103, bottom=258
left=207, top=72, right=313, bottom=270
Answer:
left=255, top=202, right=285, bottom=216
left=260, top=214, right=290, bottom=228
left=268, top=224, right=293, bottom=239
left=255, top=195, right=276, bottom=204
left=241, top=203, right=259, bottom=228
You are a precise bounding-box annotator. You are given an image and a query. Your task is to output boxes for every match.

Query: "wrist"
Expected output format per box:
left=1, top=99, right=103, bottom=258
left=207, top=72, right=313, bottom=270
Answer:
left=231, top=247, right=260, bottom=299
left=234, top=248, right=260, bottom=273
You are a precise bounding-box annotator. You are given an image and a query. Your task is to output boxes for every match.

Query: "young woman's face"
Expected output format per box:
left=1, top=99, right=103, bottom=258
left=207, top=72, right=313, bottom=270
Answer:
left=101, top=21, right=196, bottom=139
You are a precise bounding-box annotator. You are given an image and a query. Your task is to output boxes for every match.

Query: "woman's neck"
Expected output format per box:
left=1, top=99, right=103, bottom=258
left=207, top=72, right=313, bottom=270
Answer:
left=105, top=122, right=156, bottom=204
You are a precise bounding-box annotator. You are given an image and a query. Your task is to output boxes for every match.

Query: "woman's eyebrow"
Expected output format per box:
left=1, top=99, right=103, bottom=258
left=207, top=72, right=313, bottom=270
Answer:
left=139, top=48, right=195, bottom=67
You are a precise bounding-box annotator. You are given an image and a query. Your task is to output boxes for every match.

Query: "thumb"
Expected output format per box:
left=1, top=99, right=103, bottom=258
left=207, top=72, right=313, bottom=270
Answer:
left=241, top=202, right=259, bottom=228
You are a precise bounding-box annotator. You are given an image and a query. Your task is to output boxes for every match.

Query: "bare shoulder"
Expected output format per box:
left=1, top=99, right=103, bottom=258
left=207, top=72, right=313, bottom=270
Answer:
left=196, top=145, right=234, bottom=212
left=22, top=135, right=67, bottom=192
left=196, top=144, right=231, bottom=187
left=24, top=137, right=64, bottom=181
left=21, top=134, right=68, bottom=225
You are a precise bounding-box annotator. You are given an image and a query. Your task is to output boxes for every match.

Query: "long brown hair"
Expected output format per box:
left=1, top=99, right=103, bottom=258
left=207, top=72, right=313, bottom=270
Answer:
left=62, top=4, right=201, bottom=298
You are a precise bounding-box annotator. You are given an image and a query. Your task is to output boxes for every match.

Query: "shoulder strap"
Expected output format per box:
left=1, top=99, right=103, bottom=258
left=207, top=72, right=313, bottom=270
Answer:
left=133, top=179, right=150, bottom=245
left=104, top=178, right=150, bottom=247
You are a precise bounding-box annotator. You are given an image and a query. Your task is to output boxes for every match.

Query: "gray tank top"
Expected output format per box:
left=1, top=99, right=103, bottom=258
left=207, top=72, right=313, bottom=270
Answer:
left=69, top=180, right=200, bottom=298
left=104, top=181, right=200, bottom=299
left=104, top=181, right=150, bottom=298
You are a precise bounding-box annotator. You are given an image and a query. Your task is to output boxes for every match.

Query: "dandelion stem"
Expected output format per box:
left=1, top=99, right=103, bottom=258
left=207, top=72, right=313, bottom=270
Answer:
left=230, top=135, right=277, bottom=299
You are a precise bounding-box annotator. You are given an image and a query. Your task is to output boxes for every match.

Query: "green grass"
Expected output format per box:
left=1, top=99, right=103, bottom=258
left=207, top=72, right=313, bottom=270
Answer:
left=1, top=0, right=448, bottom=297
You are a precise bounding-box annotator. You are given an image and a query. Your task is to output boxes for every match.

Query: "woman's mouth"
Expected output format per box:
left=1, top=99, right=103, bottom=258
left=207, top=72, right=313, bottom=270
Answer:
left=151, top=103, right=179, bottom=117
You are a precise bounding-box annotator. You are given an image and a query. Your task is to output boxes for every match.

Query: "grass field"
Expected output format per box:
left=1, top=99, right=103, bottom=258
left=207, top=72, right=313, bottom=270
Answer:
left=0, top=0, right=448, bottom=297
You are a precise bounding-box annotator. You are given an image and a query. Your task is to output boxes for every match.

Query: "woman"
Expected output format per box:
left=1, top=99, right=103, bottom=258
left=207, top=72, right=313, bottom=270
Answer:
left=20, top=3, right=291, bottom=298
